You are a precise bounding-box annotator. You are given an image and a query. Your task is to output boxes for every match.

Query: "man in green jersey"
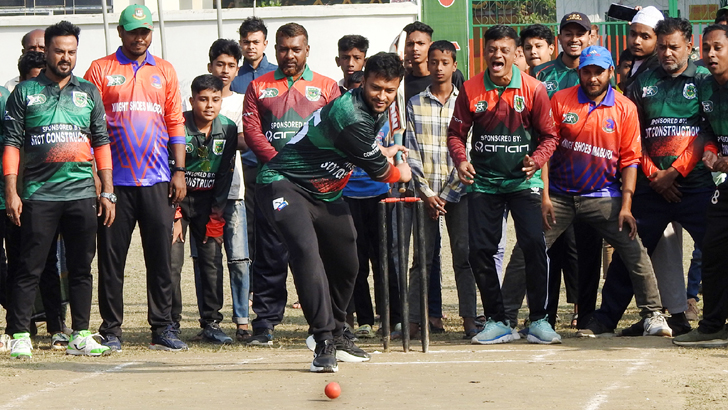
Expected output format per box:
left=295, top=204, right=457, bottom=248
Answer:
left=256, top=53, right=410, bottom=373
left=590, top=18, right=713, bottom=338
left=3, top=21, right=115, bottom=359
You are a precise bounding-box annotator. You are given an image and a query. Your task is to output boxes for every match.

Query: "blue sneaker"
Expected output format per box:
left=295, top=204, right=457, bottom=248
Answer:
left=201, top=323, right=233, bottom=345
left=471, top=319, right=514, bottom=345
left=101, top=334, right=122, bottom=352
left=150, top=325, right=188, bottom=352
left=527, top=318, right=562, bottom=344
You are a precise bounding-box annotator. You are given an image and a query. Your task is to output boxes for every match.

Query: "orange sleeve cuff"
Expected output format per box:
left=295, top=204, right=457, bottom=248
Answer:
left=93, top=144, right=113, bottom=170
left=206, top=213, right=225, bottom=238
left=382, top=164, right=401, bottom=184
left=174, top=206, right=182, bottom=220
left=3, top=147, right=20, bottom=176
left=705, top=142, right=719, bottom=155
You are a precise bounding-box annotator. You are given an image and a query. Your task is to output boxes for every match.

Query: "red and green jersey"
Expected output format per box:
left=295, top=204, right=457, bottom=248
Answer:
left=3, top=72, right=110, bottom=201
left=550, top=85, right=641, bottom=196
left=243, top=66, right=340, bottom=164
left=258, top=88, right=397, bottom=201
left=698, top=75, right=728, bottom=188
left=625, top=62, right=713, bottom=190
left=0, top=85, right=10, bottom=209
left=447, top=66, right=559, bottom=194
left=84, top=48, right=186, bottom=187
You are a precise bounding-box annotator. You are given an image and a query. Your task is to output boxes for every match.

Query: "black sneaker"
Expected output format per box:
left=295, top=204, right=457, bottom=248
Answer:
left=202, top=323, right=233, bottom=344
left=667, top=313, right=692, bottom=337
left=150, top=324, right=189, bottom=351
left=617, top=320, right=644, bottom=337
left=575, top=317, right=614, bottom=338
left=334, top=334, right=371, bottom=362
left=101, top=334, right=122, bottom=352
left=236, top=329, right=252, bottom=342
left=310, top=339, right=338, bottom=373
left=246, top=328, right=273, bottom=347
left=343, top=324, right=358, bottom=342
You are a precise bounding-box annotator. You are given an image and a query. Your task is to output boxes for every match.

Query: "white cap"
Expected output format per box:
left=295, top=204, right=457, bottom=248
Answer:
left=631, top=6, right=664, bottom=29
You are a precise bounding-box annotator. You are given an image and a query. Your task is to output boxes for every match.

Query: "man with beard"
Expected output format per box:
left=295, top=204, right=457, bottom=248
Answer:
left=674, top=24, right=728, bottom=347
left=84, top=4, right=188, bottom=352
left=3, top=20, right=115, bottom=359
left=547, top=46, right=670, bottom=338
left=255, top=52, right=410, bottom=372
left=243, top=22, right=340, bottom=346
left=587, top=18, right=712, bottom=338
left=447, top=25, right=561, bottom=345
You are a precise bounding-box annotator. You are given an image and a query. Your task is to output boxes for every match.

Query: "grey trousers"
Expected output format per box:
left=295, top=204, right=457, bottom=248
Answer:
left=407, top=196, right=477, bottom=323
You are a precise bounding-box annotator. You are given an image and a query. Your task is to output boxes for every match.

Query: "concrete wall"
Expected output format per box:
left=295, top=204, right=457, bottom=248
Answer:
left=0, top=3, right=418, bottom=89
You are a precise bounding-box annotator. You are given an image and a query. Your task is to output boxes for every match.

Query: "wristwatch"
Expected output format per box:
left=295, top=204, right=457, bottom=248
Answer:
left=173, top=166, right=187, bottom=174
left=100, top=192, right=117, bottom=204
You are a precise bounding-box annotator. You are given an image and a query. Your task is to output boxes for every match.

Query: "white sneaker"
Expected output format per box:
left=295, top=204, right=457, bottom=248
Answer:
left=305, top=334, right=315, bottom=352
left=644, top=312, right=673, bottom=337
left=10, top=333, right=33, bottom=359
left=67, top=330, right=112, bottom=356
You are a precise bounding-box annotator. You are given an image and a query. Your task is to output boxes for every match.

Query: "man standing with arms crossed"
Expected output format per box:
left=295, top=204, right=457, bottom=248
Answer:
left=448, top=25, right=561, bottom=345
left=243, top=23, right=340, bottom=346
left=4, top=21, right=115, bottom=359
left=85, top=4, right=187, bottom=352
left=592, top=18, right=712, bottom=338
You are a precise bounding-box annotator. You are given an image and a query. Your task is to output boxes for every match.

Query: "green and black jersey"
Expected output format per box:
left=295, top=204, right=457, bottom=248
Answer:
left=0, top=85, right=10, bottom=209
left=182, top=110, right=237, bottom=214
left=3, top=72, right=109, bottom=201
left=626, top=62, right=714, bottom=190
left=258, top=88, right=394, bottom=202
left=698, top=75, right=728, bottom=188
left=533, top=54, right=579, bottom=98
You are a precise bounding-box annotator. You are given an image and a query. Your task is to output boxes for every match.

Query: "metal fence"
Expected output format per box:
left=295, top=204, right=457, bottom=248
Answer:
left=0, top=0, right=111, bottom=15
left=469, top=19, right=715, bottom=78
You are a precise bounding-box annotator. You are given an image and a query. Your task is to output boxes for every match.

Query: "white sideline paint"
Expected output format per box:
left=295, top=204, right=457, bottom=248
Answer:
left=369, top=358, right=644, bottom=366
left=0, top=362, right=138, bottom=409
left=583, top=352, right=650, bottom=410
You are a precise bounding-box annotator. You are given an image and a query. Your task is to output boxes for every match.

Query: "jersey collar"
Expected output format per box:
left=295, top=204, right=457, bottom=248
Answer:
left=274, top=64, right=313, bottom=87
left=577, top=84, right=615, bottom=109
left=36, top=70, right=80, bottom=87
left=655, top=60, right=698, bottom=79
left=115, top=47, right=156, bottom=67
left=483, top=65, right=522, bottom=91
left=183, top=110, right=223, bottom=137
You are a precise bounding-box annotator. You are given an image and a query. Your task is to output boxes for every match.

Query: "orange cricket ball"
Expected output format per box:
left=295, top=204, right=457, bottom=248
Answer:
left=325, top=382, right=341, bottom=399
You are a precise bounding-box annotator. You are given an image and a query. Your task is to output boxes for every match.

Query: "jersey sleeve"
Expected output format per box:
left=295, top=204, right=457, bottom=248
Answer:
left=88, top=85, right=110, bottom=148
left=619, top=101, right=643, bottom=169
left=333, top=122, right=395, bottom=183
left=242, top=81, right=277, bottom=164
left=3, top=86, right=26, bottom=150
left=625, top=77, right=660, bottom=177
left=83, top=61, right=105, bottom=98
left=447, top=86, right=472, bottom=166
left=163, top=63, right=186, bottom=143
left=206, top=122, right=237, bottom=238
left=530, top=83, right=559, bottom=169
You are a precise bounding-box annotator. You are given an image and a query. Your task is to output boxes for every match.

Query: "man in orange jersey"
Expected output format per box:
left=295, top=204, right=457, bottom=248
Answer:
left=84, top=4, right=187, bottom=352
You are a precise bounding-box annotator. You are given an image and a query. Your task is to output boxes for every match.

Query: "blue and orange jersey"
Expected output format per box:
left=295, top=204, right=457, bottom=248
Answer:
left=243, top=66, right=340, bottom=164
left=447, top=66, right=559, bottom=194
left=550, top=85, right=642, bottom=196
left=84, top=48, right=185, bottom=187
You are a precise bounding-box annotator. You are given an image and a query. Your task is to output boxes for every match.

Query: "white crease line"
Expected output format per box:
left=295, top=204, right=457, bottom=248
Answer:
left=369, top=358, right=642, bottom=366
left=1, top=362, right=137, bottom=409
left=531, top=350, right=557, bottom=362
left=584, top=352, right=650, bottom=410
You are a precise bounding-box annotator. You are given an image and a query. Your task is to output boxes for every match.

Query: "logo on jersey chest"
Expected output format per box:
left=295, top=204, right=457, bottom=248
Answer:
left=683, top=83, right=697, bottom=100
left=602, top=118, right=615, bottom=133
left=213, top=140, right=225, bottom=155
left=260, top=88, right=279, bottom=99
left=543, top=81, right=558, bottom=92
left=642, top=85, right=658, bottom=97
left=703, top=100, right=714, bottom=113
left=150, top=75, right=162, bottom=89
left=305, top=86, right=321, bottom=102
left=513, top=95, right=525, bottom=113
left=27, top=94, right=46, bottom=106
left=106, top=75, right=126, bottom=86
left=474, top=100, right=488, bottom=113
left=563, top=112, right=579, bottom=124
left=72, top=91, right=88, bottom=108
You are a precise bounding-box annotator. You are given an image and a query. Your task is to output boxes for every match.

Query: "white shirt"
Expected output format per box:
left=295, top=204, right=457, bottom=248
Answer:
left=4, top=76, right=19, bottom=92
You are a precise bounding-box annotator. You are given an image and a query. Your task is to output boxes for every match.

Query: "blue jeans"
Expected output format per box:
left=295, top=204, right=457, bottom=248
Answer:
left=687, top=247, right=701, bottom=301
left=191, top=199, right=251, bottom=325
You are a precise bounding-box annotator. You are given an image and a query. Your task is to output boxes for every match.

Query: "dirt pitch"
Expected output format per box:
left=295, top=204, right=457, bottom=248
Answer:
left=1, top=228, right=728, bottom=409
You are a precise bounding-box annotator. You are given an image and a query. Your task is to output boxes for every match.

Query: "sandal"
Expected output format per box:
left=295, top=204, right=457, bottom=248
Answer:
left=429, top=322, right=446, bottom=334
left=570, top=313, right=579, bottom=329
left=463, top=328, right=479, bottom=339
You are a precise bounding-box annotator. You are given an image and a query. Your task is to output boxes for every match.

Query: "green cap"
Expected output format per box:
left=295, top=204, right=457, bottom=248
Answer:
left=119, top=4, right=154, bottom=31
